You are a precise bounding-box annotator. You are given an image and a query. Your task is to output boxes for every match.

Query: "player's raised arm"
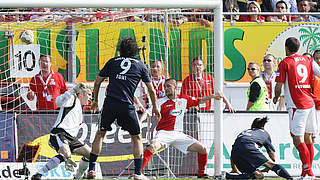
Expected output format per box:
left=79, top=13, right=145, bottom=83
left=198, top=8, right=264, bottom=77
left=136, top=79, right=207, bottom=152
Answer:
left=91, top=76, right=105, bottom=113
left=145, top=82, right=161, bottom=120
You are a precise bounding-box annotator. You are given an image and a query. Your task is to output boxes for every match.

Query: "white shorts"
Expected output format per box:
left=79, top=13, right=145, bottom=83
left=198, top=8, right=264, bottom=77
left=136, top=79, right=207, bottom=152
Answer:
left=288, top=107, right=318, bottom=136
left=152, top=130, right=198, bottom=154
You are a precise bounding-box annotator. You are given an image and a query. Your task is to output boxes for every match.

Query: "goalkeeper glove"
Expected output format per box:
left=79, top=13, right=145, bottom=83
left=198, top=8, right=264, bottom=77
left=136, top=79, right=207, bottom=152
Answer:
left=65, top=158, right=77, bottom=172
left=71, top=83, right=86, bottom=94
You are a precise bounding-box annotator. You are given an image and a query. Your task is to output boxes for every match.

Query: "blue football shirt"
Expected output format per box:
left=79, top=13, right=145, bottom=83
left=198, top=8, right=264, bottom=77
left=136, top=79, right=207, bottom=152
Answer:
left=99, top=56, right=151, bottom=104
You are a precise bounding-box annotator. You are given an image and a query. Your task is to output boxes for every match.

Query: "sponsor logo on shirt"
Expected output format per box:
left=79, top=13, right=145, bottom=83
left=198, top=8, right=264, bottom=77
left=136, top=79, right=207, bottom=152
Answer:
left=169, top=109, right=183, bottom=116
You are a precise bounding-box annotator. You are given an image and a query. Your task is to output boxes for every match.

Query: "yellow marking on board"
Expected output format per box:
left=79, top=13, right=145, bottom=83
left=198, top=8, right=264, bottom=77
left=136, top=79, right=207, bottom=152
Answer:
left=29, top=134, right=166, bottom=162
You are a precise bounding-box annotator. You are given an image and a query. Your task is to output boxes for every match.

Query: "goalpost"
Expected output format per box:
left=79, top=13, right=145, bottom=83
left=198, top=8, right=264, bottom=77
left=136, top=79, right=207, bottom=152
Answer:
left=0, top=0, right=224, bottom=178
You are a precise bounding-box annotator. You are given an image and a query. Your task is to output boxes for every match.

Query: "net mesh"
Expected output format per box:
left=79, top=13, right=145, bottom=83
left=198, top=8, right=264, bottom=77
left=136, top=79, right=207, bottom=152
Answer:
left=0, top=8, right=216, bottom=177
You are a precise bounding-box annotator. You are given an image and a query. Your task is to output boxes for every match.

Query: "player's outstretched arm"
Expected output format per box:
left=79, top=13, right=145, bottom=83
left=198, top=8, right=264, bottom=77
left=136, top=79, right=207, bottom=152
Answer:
left=145, top=82, right=161, bottom=120
left=91, top=76, right=105, bottom=113
left=199, top=91, right=223, bottom=104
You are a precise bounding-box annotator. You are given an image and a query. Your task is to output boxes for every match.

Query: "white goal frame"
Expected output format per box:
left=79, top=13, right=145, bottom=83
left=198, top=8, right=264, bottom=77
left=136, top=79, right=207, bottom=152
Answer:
left=0, top=0, right=224, bottom=177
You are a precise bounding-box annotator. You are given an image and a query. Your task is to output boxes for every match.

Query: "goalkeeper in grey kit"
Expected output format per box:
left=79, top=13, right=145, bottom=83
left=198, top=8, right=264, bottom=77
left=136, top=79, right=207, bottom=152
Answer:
left=31, top=83, right=92, bottom=180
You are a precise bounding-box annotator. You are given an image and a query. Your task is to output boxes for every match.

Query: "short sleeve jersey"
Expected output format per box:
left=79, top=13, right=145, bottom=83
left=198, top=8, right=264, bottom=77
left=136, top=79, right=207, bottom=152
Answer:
left=180, top=73, right=214, bottom=110
left=275, top=54, right=314, bottom=109
left=234, top=128, right=275, bottom=153
left=99, top=57, right=151, bottom=104
left=29, top=71, right=68, bottom=110
left=156, top=95, right=200, bottom=131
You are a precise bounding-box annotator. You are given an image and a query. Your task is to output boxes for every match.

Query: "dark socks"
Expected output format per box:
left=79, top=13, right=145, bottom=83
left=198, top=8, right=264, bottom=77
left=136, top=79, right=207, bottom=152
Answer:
left=88, top=153, right=98, bottom=171
left=134, top=158, right=142, bottom=175
left=271, top=164, right=292, bottom=179
left=226, top=172, right=254, bottom=179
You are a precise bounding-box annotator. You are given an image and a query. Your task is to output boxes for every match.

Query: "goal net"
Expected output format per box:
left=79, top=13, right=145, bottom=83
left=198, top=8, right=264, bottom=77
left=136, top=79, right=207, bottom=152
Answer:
left=0, top=1, right=223, bottom=178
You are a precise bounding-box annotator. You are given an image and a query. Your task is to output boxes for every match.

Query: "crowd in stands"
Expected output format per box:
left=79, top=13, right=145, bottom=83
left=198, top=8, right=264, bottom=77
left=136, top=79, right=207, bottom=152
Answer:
left=0, top=0, right=319, bottom=24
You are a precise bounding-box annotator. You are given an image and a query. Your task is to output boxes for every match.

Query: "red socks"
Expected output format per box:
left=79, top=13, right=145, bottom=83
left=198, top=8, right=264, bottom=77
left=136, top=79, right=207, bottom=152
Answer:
left=296, top=143, right=312, bottom=176
left=197, top=153, right=208, bottom=176
left=306, top=143, right=314, bottom=167
left=142, top=149, right=153, bottom=171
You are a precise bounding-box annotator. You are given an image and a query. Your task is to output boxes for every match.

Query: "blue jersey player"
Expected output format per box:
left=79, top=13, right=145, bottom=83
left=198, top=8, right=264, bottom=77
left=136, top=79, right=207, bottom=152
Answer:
left=87, top=38, right=161, bottom=180
left=224, top=117, right=292, bottom=179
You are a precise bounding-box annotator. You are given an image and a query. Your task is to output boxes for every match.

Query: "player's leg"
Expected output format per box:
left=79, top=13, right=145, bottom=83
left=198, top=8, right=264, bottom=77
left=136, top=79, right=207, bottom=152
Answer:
left=32, top=135, right=71, bottom=180
left=87, top=100, right=116, bottom=178
left=118, top=103, right=146, bottom=179
left=289, top=108, right=312, bottom=176
left=87, top=130, right=107, bottom=175
left=142, top=140, right=163, bottom=171
left=224, top=171, right=263, bottom=179
left=73, top=144, right=91, bottom=179
left=263, top=161, right=292, bottom=179
left=187, top=141, right=208, bottom=178
left=304, top=106, right=317, bottom=177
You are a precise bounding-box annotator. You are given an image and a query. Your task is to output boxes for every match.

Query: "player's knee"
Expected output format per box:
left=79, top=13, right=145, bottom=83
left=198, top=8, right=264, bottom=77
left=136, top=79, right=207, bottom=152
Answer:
left=197, top=144, right=207, bottom=154
left=96, top=130, right=107, bottom=138
left=131, top=134, right=142, bottom=142
left=147, top=144, right=157, bottom=153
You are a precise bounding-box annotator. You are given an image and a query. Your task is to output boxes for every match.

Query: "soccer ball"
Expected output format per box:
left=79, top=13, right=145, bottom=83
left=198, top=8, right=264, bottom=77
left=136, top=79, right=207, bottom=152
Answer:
left=19, top=30, right=34, bottom=45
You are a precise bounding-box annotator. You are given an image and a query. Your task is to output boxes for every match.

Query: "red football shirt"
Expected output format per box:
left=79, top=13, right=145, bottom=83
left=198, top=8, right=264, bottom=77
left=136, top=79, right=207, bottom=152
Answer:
left=156, top=95, right=200, bottom=131
left=180, top=73, right=214, bottom=110
left=152, top=75, right=166, bottom=99
left=275, top=54, right=314, bottom=109
left=29, top=71, right=68, bottom=110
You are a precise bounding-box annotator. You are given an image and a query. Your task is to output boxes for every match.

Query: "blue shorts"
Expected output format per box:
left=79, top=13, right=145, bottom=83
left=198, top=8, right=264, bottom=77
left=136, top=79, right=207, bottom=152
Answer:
left=100, top=97, right=140, bottom=135
left=231, top=142, right=269, bottom=174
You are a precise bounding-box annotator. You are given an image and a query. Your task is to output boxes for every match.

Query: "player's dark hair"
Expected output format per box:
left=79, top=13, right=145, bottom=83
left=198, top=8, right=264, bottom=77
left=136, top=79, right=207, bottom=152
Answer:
left=165, top=78, right=177, bottom=85
left=251, top=116, right=269, bottom=129
left=285, top=37, right=300, bottom=53
left=120, top=37, right=139, bottom=57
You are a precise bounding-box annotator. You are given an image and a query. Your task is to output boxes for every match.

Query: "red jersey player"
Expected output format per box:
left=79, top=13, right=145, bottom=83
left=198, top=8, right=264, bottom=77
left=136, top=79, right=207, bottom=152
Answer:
left=142, top=78, right=224, bottom=178
left=273, top=37, right=320, bottom=179
left=27, top=55, right=68, bottom=110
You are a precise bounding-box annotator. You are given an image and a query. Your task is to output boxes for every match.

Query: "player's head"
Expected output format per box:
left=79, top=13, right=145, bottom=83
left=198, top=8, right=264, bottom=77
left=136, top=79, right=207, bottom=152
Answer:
left=119, top=37, right=139, bottom=57
left=262, top=54, right=275, bottom=71
left=39, top=54, right=51, bottom=73
left=251, top=116, right=269, bottom=129
left=192, top=57, right=204, bottom=77
left=164, top=78, right=177, bottom=98
left=313, top=49, right=320, bottom=66
left=151, top=60, right=163, bottom=78
left=247, top=62, right=260, bottom=78
left=285, top=37, right=300, bottom=55
left=78, top=87, right=92, bottom=106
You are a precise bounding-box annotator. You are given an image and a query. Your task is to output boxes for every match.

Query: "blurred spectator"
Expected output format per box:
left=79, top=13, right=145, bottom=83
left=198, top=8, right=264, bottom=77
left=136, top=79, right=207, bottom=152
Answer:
left=263, top=0, right=298, bottom=12
left=145, top=9, right=188, bottom=26
left=261, top=54, right=285, bottom=110
left=312, top=50, right=320, bottom=100
left=183, top=9, right=213, bottom=27
left=27, top=55, right=68, bottom=110
left=181, top=57, right=234, bottom=111
left=150, top=60, right=166, bottom=99
left=294, top=0, right=320, bottom=22
left=246, top=62, right=269, bottom=111
left=224, top=0, right=240, bottom=20
left=238, top=1, right=265, bottom=23
left=267, top=1, right=297, bottom=22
